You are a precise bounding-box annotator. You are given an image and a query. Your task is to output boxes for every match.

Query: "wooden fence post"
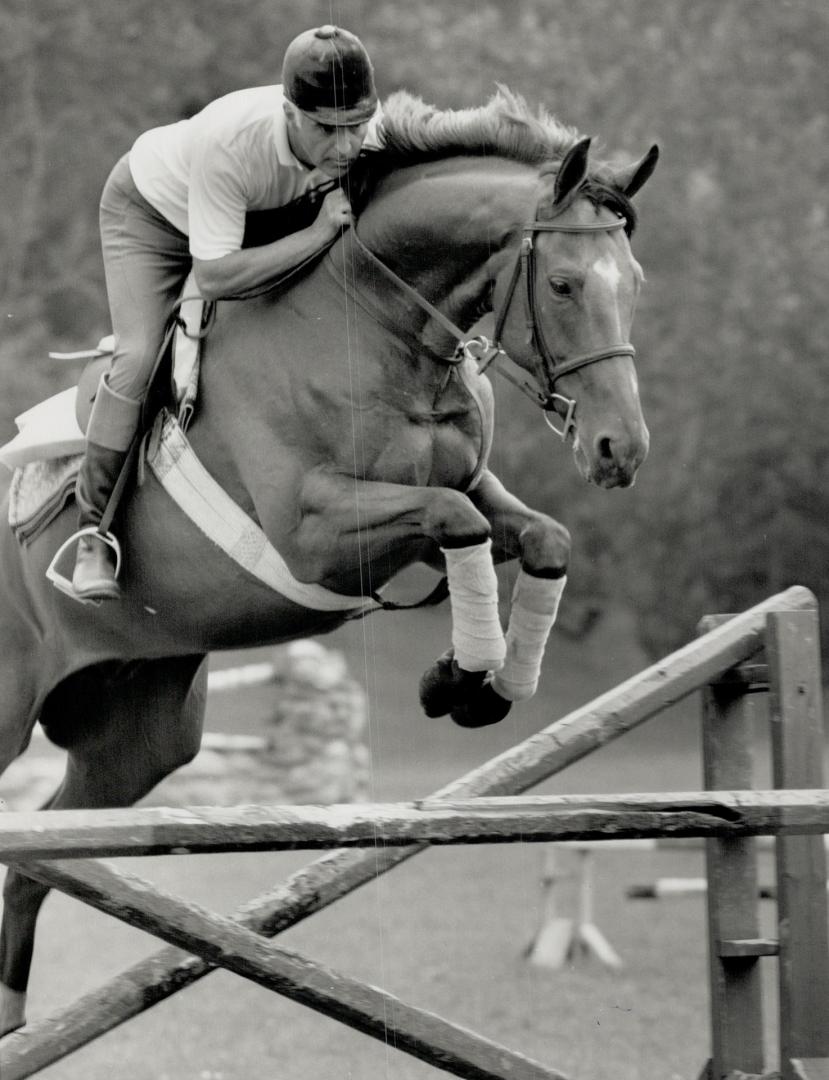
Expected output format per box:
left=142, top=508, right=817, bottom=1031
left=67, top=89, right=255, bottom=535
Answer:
left=699, top=615, right=767, bottom=1079
left=766, top=609, right=829, bottom=1080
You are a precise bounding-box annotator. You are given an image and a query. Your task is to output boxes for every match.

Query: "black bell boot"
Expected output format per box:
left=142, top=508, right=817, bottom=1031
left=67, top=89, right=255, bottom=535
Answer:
left=71, top=442, right=127, bottom=602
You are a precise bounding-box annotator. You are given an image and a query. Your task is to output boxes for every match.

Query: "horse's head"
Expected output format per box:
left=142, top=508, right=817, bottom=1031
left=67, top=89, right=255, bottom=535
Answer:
left=346, top=89, right=658, bottom=488
left=492, top=138, right=659, bottom=488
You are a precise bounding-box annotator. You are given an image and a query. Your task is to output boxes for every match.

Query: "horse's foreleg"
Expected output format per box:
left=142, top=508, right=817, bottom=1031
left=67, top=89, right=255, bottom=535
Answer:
left=453, top=469, right=571, bottom=723
left=290, top=472, right=506, bottom=715
left=415, top=534, right=509, bottom=722
left=470, top=470, right=570, bottom=578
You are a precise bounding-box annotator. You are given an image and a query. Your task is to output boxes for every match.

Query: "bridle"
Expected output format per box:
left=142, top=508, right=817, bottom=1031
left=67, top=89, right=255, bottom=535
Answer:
left=349, top=192, right=635, bottom=441
left=485, top=201, right=636, bottom=438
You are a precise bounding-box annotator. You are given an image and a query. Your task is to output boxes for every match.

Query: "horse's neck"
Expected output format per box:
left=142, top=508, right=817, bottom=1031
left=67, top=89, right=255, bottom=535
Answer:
left=352, top=160, right=534, bottom=350
left=188, top=161, right=534, bottom=509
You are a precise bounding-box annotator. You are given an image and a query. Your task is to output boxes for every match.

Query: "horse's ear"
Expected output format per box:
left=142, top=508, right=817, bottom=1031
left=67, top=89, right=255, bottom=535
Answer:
left=613, top=144, right=660, bottom=198
left=553, top=137, right=592, bottom=206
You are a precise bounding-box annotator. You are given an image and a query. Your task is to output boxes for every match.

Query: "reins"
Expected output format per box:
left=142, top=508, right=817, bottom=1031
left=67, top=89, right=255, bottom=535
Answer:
left=348, top=231, right=475, bottom=359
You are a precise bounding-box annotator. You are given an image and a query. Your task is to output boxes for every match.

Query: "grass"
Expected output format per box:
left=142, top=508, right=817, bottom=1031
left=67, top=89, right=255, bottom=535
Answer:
left=3, top=594, right=817, bottom=1079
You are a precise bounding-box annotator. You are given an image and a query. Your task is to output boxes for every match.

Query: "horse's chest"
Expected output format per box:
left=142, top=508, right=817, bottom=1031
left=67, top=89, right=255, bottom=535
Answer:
left=371, top=413, right=481, bottom=488
left=297, top=363, right=488, bottom=489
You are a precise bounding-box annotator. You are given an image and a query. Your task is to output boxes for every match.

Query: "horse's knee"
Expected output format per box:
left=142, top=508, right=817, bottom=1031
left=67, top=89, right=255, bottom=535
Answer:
left=164, top=734, right=201, bottom=774
left=60, top=732, right=200, bottom=807
left=518, top=517, right=570, bottom=576
left=424, top=490, right=490, bottom=548
left=132, top=735, right=200, bottom=795
left=140, top=735, right=200, bottom=783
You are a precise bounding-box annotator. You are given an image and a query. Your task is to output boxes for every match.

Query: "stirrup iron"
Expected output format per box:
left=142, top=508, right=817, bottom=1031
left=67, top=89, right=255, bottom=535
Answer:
left=46, top=526, right=123, bottom=606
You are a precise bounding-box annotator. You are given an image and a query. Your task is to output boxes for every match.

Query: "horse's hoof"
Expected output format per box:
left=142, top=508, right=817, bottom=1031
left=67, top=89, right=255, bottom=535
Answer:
left=0, top=985, right=27, bottom=1038
left=450, top=683, right=512, bottom=728
left=418, top=650, right=487, bottom=718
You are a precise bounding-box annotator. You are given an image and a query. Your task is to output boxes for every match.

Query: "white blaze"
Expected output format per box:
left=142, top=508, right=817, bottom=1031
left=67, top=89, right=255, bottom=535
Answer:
left=591, top=253, right=622, bottom=293
left=591, top=253, right=624, bottom=338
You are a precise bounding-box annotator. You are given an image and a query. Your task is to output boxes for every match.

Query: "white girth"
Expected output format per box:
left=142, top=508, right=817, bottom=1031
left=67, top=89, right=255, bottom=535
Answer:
left=147, top=411, right=375, bottom=614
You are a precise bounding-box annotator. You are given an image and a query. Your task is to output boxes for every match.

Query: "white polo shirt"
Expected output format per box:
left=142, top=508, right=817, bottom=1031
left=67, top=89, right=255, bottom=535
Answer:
left=129, top=84, right=380, bottom=261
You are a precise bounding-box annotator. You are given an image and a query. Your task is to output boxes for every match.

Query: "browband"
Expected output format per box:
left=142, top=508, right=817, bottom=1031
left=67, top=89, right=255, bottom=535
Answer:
left=529, top=217, right=627, bottom=233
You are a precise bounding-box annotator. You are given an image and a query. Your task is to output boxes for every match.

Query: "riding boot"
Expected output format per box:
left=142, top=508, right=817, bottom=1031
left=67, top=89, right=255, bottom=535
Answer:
left=71, top=442, right=128, bottom=601
left=70, top=372, right=142, bottom=603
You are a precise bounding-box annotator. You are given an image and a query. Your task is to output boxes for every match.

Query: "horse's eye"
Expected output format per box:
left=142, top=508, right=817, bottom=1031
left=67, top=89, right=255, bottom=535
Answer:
left=549, top=278, right=572, bottom=298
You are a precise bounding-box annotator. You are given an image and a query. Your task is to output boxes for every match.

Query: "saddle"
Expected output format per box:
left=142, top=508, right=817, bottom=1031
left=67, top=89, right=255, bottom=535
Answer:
left=1, top=282, right=207, bottom=474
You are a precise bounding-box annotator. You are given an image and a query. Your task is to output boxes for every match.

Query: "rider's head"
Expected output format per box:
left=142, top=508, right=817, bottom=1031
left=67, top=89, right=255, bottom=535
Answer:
left=282, top=25, right=377, bottom=179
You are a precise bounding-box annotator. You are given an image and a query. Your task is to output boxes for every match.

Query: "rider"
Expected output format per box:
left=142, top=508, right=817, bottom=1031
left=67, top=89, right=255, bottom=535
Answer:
left=70, top=25, right=380, bottom=602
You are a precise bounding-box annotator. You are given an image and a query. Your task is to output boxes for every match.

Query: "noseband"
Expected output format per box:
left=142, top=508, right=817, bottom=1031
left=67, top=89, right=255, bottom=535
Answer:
left=349, top=196, right=635, bottom=441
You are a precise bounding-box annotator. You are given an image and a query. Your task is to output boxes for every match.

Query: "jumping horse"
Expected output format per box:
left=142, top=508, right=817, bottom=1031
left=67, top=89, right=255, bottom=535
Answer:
left=0, top=88, right=657, bottom=1034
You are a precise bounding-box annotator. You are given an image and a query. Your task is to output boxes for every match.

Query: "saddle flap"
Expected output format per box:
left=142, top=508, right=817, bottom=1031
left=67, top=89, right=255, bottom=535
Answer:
left=0, top=388, right=85, bottom=471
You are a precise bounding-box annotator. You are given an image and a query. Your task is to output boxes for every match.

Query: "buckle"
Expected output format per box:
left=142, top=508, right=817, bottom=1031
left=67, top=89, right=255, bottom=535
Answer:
left=461, top=335, right=502, bottom=371
left=542, top=393, right=577, bottom=441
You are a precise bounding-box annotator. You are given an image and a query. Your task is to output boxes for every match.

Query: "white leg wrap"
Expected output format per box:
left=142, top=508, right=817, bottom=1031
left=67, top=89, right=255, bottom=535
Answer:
left=492, top=571, right=566, bottom=701
left=441, top=540, right=506, bottom=672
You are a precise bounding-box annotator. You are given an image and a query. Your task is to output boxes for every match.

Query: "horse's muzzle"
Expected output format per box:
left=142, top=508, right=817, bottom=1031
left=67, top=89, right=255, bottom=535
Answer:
left=575, top=423, right=650, bottom=488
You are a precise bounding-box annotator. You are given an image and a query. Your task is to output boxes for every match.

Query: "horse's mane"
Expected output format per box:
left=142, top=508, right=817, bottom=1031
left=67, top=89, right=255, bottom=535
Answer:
left=378, top=85, right=580, bottom=166
left=354, top=87, right=637, bottom=234
left=243, top=87, right=638, bottom=248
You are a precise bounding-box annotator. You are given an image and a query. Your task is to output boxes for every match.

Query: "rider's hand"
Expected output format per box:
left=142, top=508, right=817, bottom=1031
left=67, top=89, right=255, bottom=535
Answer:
left=313, top=189, right=354, bottom=243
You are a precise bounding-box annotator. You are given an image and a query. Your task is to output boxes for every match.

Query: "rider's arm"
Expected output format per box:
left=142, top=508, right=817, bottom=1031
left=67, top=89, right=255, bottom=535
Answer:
left=192, top=198, right=347, bottom=301
left=187, top=135, right=351, bottom=301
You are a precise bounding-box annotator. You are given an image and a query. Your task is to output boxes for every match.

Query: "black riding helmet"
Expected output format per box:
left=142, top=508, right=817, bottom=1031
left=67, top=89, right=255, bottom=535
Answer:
left=282, top=25, right=377, bottom=126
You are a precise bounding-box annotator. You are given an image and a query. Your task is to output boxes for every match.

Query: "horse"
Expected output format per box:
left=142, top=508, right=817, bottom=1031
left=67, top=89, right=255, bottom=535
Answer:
left=0, top=88, right=657, bottom=1035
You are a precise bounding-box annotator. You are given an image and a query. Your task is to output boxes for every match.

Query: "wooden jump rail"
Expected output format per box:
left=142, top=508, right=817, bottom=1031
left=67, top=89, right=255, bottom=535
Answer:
left=0, top=791, right=828, bottom=859
left=0, top=585, right=825, bottom=1080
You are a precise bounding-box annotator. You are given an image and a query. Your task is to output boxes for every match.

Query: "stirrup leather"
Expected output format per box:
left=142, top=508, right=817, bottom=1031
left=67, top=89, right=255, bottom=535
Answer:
left=46, top=526, right=123, bottom=606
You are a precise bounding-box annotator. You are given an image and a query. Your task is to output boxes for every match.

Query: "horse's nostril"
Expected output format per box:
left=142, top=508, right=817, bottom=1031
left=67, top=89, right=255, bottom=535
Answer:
left=597, top=435, right=614, bottom=461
